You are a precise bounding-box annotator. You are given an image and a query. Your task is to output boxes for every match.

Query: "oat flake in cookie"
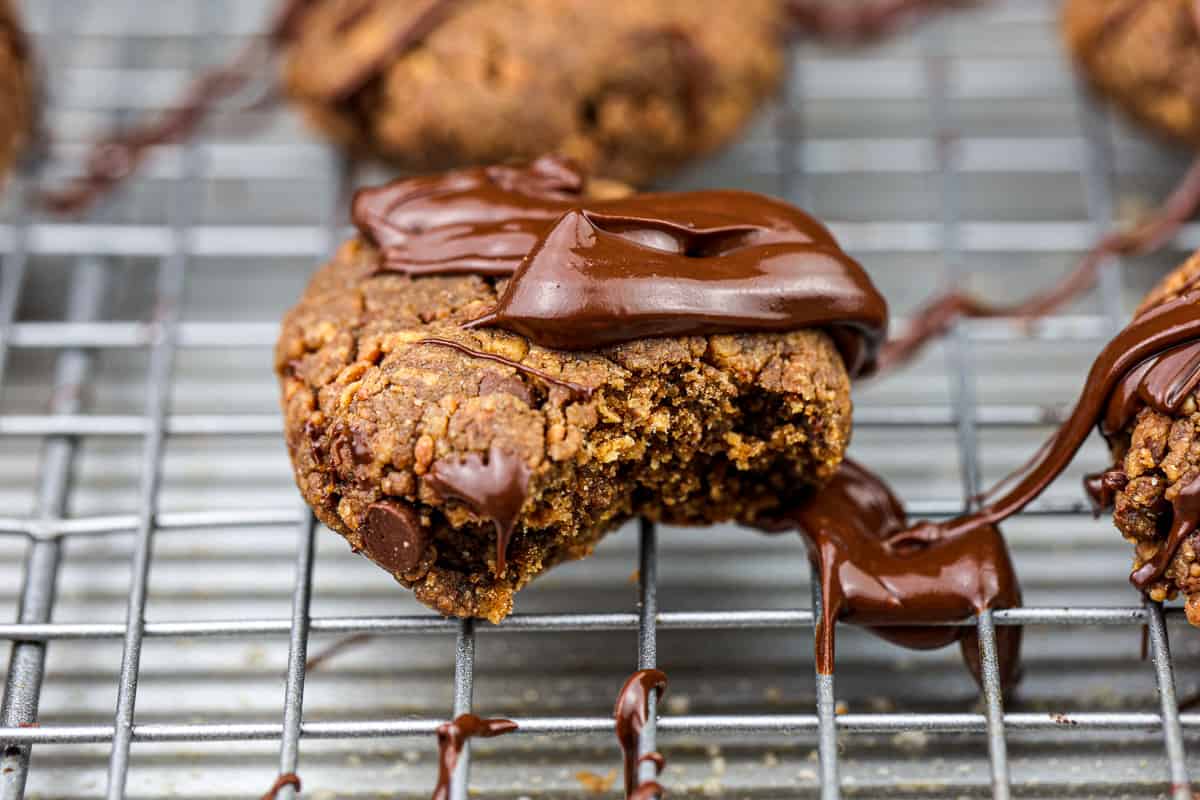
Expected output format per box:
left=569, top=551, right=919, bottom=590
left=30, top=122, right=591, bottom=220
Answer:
left=0, top=0, right=32, bottom=183
left=275, top=157, right=887, bottom=622
left=280, top=0, right=786, bottom=187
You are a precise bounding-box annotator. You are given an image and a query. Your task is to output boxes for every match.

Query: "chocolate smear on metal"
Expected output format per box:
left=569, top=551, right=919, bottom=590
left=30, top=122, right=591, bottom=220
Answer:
left=613, top=669, right=668, bottom=799
left=357, top=157, right=887, bottom=377
left=759, top=459, right=1022, bottom=685
left=259, top=773, right=301, bottom=800
left=426, top=443, right=531, bottom=577
left=431, top=714, right=518, bottom=800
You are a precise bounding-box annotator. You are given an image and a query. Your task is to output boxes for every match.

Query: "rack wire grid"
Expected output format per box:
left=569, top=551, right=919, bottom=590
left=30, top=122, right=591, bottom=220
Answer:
left=2, top=0, right=1200, bottom=797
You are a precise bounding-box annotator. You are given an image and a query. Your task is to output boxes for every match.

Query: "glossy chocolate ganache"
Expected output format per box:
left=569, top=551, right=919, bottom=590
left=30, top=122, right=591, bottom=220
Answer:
left=352, top=155, right=889, bottom=378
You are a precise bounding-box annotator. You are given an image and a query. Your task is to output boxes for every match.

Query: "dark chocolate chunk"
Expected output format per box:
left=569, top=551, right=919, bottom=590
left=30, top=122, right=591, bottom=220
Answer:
left=426, top=444, right=531, bottom=577
left=362, top=501, right=429, bottom=573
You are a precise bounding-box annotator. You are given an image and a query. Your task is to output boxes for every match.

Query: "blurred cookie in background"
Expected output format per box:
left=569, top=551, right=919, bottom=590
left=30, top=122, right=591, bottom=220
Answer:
left=279, top=0, right=788, bottom=186
left=0, top=0, right=32, bottom=183
left=1062, top=0, right=1200, bottom=145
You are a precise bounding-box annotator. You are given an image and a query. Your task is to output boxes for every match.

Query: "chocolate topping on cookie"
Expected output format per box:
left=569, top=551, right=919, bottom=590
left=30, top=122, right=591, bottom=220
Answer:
left=355, top=157, right=888, bottom=377
left=363, top=501, right=430, bottom=573
left=426, top=443, right=532, bottom=577
left=466, top=207, right=885, bottom=376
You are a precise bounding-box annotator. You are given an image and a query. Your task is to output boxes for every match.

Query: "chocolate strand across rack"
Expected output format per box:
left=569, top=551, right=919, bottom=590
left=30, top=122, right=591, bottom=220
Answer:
left=42, top=0, right=460, bottom=212
left=879, top=0, right=1200, bottom=373
left=891, top=290, right=1200, bottom=594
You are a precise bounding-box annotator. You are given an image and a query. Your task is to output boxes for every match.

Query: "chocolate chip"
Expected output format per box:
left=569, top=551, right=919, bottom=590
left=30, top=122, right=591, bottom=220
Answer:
left=351, top=429, right=374, bottom=465
left=362, top=501, right=429, bottom=573
left=478, top=371, right=532, bottom=405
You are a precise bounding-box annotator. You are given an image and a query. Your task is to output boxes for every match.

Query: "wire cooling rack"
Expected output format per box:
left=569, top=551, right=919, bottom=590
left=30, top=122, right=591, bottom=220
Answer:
left=2, top=0, right=1199, bottom=797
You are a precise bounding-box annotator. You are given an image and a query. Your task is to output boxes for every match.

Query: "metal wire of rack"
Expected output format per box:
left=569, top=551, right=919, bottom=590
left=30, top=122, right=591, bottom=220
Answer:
left=1, top=0, right=1199, bottom=798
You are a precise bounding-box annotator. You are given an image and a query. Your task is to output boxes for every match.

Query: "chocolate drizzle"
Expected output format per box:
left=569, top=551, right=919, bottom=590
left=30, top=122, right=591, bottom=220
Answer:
left=879, top=154, right=1200, bottom=373
left=44, top=0, right=467, bottom=213
left=787, top=0, right=961, bottom=43
left=1083, top=468, right=1128, bottom=517
left=357, top=157, right=888, bottom=377
left=425, top=443, right=531, bottom=576
left=42, top=38, right=276, bottom=213
left=891, top=290, right=1200, bottom=592
left=432, top=714, right=518, bottom=800
left=259, top=773, right=301, bottom=800
left=762, top=460, right=1022, bottom=685
left=613, top=669, right=667, bottom=799
left=419, top=336, right=595, bottom=400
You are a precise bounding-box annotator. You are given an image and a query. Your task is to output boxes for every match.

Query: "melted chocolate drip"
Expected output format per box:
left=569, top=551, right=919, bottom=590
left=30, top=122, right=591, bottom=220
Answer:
left=878, top=155, right=1200, bottom=373
left=892, top=290, right=1200, bottom=592
left=628, top=782, right=666, bottom=800
left=787, top=0, right=961, bottom=43
left=1083, top=468, right=1128, bottom=517
left=425, top=443, right=531, bottom=577
left=762, top=460, right=1022, bottom=685
left=259, top=773, right=301, bottom=800
left=432, top=714, right=518, bottom=800
left=1133, top=472, right=1200, bottom=590
left=358, top=158, right=887, bottom=377
left=419, top=336, right=595, bottom=400
left=613, top=669, right=668, bottom=799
